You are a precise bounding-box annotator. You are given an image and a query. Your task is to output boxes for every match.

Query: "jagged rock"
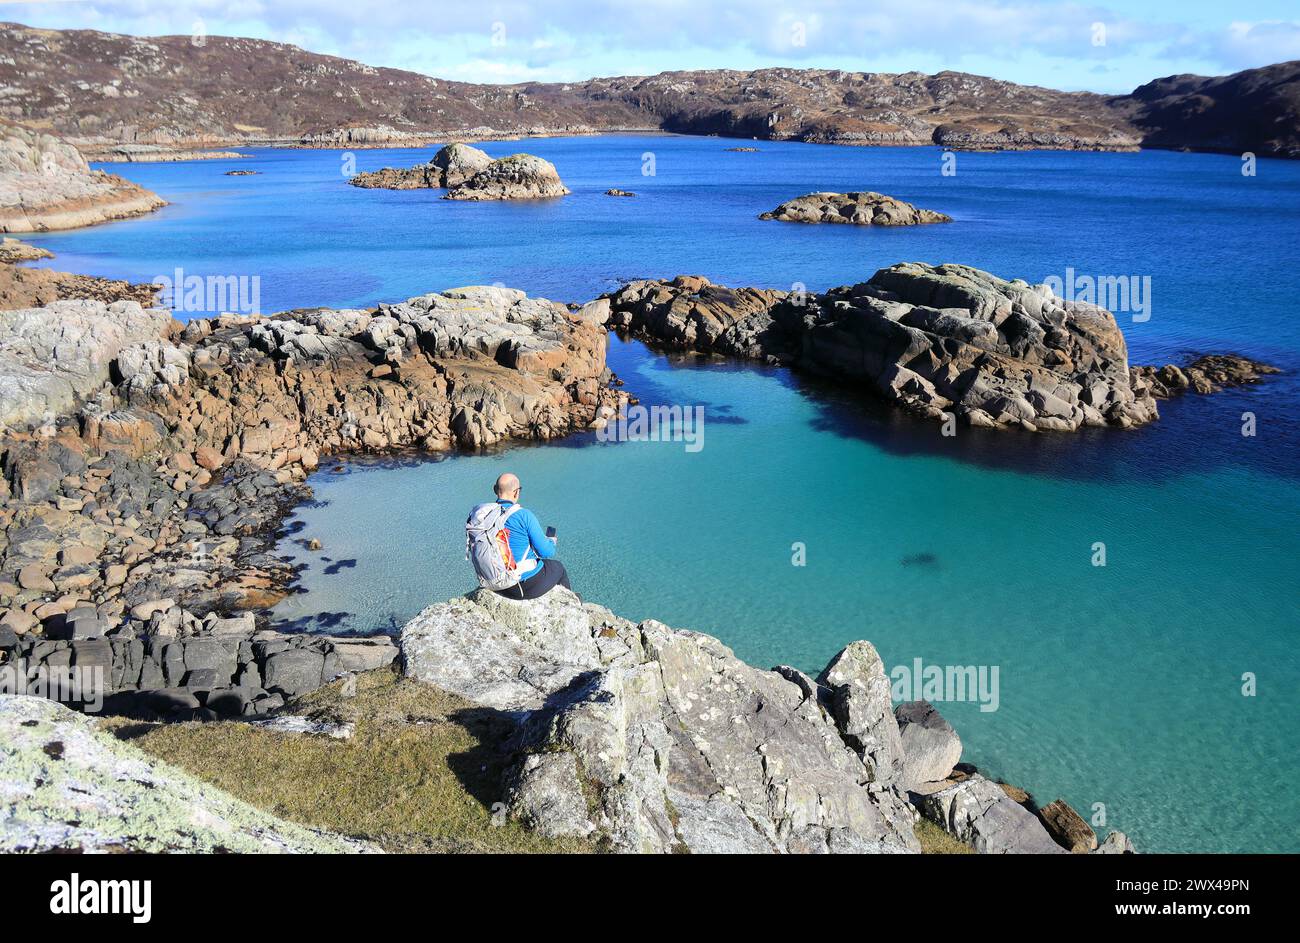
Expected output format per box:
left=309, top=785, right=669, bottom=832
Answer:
left=1135, top=354, right=1281, bottom=398
left=606, top=275, right=785, bottom=356
left=0, top=694, right=369, bottom=852
left=445, top=154, right=570, bottom=201
left=1038, top=798, right=1099, bottom=852
left=760, top=191, right=951, bottom=225
left=400, top=588, right=919, bottom=854
left=918, top=774, right=1066, bottom=854
left=817, top=641, right=905, bottom=783
left=895, top=700, right=962, bottom=788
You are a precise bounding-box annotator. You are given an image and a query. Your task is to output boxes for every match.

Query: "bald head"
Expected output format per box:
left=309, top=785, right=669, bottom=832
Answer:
left=494, top=472, right=521, bottom=500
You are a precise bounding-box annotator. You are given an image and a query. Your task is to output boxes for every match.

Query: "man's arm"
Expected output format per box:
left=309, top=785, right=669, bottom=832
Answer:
left=521, top=509, right=557, bottom=560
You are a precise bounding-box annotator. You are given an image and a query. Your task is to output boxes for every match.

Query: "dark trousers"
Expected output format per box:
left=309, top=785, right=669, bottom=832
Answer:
left=495, top=559, right=571, bottom=600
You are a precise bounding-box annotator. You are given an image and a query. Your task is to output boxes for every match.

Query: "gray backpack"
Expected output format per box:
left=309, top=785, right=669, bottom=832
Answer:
left=465, top=502, right=532, bottom=591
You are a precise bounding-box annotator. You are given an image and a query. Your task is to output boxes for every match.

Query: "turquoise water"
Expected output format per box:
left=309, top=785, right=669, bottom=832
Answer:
left=23, top=136, right=1300, bottom=853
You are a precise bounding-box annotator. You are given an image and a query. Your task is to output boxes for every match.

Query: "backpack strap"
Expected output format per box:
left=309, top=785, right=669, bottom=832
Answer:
left=497, top=503, right=535, bottom=570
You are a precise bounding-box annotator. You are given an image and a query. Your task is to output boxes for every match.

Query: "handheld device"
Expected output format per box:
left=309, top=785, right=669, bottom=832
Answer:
left=545, top=526, right=557, bottom=540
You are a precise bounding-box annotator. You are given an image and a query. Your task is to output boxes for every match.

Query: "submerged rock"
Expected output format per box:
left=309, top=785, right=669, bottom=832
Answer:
left=0, top=694, right=369, bottom=852
left=399, top=588, right=920, bottom=854
left=760, top=191, right=951, bottom=225
left=445, top=154, right=570, bottom=201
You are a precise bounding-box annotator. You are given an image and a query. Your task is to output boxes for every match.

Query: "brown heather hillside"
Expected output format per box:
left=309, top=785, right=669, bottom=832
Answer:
left=0, top=22, right=1295, bottom=157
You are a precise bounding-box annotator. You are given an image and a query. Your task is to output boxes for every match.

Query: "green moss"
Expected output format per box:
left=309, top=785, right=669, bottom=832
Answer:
left=103, top=668, right=593, bottom=854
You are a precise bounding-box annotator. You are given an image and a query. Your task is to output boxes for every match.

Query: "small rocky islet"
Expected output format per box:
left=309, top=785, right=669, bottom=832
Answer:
left=349, top=142, right=570, bottom=200
left=760, top=190, right=952, bottom=225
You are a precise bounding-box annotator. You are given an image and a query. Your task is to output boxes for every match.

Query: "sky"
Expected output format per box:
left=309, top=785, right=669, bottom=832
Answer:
left=4, top=0, right=1299, bottom=92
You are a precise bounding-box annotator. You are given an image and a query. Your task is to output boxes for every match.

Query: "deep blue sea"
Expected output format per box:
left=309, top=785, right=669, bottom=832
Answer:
left=23, top=135, right=1300, bottom=853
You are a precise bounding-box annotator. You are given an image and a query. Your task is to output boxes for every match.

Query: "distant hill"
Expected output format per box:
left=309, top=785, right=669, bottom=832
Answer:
left=1, top=22, right=1295, bottom=158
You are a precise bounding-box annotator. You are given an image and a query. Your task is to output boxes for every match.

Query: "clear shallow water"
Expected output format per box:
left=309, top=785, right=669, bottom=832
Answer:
left=25, top=136, right=1300, bottom=853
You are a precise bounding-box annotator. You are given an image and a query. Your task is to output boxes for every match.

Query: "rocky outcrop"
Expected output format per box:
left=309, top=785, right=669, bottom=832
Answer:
left=608, top=265, right=1278, bottom=432
left=401, top=587, right=920, bottom=854
left=816, top=641, right=905, bottom=783
left=445, top=155, right=570, bottom=201
left=1134, top=354, right=1280, bottom=398
left=760, top=191, right=951, bottom=225
left=84, top=144, right=246, bottom=162
left=606, top=274, right=787, bottom=357
left=0, top=694, right=369, bottom=852
left=0, top=123, right=165, bottom=233
left=0, top=237, right=51, bottom=263
left=349, top=142, right=494, bottom=190
left=0, top=261, right=158, bottom=312
left=0, top=299, right=175, bottom=428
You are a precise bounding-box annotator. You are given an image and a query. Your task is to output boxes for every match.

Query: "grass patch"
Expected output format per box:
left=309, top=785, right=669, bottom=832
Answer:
left=915, top=816, right=975, bottom=854
left=100, top=668, right=593, bottom=853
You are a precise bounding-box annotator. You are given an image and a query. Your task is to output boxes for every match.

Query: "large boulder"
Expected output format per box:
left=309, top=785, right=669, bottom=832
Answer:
left=895, top=699, right=962, bottom=788
left=399, top=589, right=919, bottom=853
left=917, top=774, right=1066, bottom=854
left=760, top=191, right=951, bottom=225
left=0, top=694, right=369, bottom=852
left=429, top=143, right=493, bottom=188
left=444, top=154, right=570, bottom=201
left=400, top=588, right=603, bottom=712
left=817, top=641, right=905, bottom=784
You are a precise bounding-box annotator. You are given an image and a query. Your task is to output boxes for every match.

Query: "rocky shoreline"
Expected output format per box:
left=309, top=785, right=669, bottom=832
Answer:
left=1, top=123, right=165, bottom=233
left=0, top=260, right=1277, bottom=853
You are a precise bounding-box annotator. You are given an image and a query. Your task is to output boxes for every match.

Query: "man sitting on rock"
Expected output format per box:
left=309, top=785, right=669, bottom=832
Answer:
left=489, top=472, right=572, bottom=600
